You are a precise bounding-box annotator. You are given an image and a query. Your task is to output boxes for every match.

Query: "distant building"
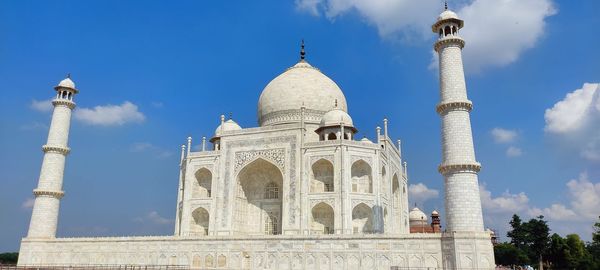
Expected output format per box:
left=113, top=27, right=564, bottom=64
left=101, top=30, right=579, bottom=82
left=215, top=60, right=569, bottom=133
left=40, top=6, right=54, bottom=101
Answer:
left=409, top=208, right=442, bottom=234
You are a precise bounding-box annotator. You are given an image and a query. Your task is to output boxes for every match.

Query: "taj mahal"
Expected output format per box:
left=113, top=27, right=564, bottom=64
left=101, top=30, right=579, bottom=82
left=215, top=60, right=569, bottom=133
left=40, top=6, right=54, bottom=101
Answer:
left=18, top=6, right=495, bottom=269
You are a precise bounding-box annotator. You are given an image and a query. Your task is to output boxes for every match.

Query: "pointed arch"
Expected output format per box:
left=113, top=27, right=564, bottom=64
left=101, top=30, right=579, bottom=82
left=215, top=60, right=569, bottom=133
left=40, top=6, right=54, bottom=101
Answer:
left=327, top=133, right=337, bottom=140
left=191, top=207, right=209, bottom=236
left=352, top=203, right=373, bottom=234
left=311, top=202, right=334, bottom=234
left=351, top=160, right=372, bottom=193
left=194, top=168, right=212, bottom=198
left=311, top=159, right=334, bottom=193
left=234, top=158, right=283, bottom=235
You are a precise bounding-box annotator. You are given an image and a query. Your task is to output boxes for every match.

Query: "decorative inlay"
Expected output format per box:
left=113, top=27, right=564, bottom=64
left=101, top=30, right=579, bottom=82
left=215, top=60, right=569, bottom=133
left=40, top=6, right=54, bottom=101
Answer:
left=42, top=145, right=71, bottom=155
left=310, top=199, right=335, bottom=209
left=350, top=156, right=372, bottom=166
left=52, top=99, right=76, bottom=109
left=33, top=189, right=64, bottom=199
left=224, top=135, right=297, bottom=227
left=434, top=37, right=465, bottom=52
left=234, top=148, right=285, bottom=174
left=310, top=155, right=334, bottom=165
left=438, top=163, right=481, bottom=174
left=436, top=101, right=472, bottom=114
left=260, top=109, right=325, bottom=126
left=351, top=199, right=374, bottom=208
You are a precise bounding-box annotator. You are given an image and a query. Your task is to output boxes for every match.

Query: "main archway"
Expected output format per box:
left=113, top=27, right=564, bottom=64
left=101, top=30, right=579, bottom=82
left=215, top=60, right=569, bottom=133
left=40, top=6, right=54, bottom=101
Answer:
left=234, top=158, right=283, bottom=235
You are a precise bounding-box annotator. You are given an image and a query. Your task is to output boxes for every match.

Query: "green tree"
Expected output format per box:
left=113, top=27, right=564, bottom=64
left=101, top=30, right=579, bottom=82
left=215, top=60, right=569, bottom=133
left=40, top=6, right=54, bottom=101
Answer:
left=526, top=216, right=550, bottom=268
left=494, top=243, right=528, bottom=266
left=586, top=216, right=600, bottom=269
left=0, top=252, right=18, bottom=265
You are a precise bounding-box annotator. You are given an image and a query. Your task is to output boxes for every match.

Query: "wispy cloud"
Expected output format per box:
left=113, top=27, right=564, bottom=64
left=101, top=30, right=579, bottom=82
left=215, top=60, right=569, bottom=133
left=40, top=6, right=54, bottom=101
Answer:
left=491, top=128, right=518, bottom=144
left=75, top=101, right=145, bottom=126
left=130, top=142, right=174, bottom=159
left=506, top=146, right=523, bottom=157
left=30, top=99, right=53, bottom=112
left=133, top=211, right=173, bottom=225
left=19, top=122, right=48, bottom=131
left=296, top=0, right=556, bottom=73
left=408, top=183, right=439, bottom=205
left=21, top=197, right=35, bottom=209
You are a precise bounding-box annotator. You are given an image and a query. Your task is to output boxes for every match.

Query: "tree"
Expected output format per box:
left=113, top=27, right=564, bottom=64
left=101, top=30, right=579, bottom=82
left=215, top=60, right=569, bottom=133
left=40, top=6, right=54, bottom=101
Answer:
left=586, top=216, right=600, bottom=269
left=494, top=243, right=528, bottom=266
left=0, top=253, right=18, bottom=265
left=526, top=216, right=550, bottom=268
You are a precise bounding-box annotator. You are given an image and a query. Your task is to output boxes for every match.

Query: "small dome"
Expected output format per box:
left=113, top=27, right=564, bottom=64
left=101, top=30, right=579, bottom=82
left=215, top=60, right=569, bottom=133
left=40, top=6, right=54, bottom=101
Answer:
left=55, top=76, right=78, bottom=92
left=215, top=119, right=242, bottom=135
left=360, top=137, right=373, bottom=143
left=409, top=207, right=428, bottom=222
left=431, top=210, right=439, bottom=216
left=258, top=60, right=348, bottom=126
left=438, top=10, right=459, bottom=21
left=320, top=107, right=353, bottom=127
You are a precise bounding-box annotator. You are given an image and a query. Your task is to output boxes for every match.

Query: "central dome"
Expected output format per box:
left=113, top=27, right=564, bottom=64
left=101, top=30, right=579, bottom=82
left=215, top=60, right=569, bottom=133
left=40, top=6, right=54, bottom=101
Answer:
left=258, top=60, right=348, bottom=126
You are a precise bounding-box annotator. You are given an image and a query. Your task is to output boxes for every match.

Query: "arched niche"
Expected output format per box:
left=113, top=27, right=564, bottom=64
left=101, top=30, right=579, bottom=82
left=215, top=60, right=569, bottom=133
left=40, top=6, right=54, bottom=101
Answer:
left=191, top=207, right=209, bottom=236
left=351, top=160, right=372, bottom=193
left=194, top=168, right=212, bottom=198
left=311, top=202, right=334, bottom=234
left=392, top=173, right=402, bottom=232
left=234, top=158, right=283, bottom=235
left=352, top=203, right=373, bottom=234
left=311, top=159, right=334, bottom=193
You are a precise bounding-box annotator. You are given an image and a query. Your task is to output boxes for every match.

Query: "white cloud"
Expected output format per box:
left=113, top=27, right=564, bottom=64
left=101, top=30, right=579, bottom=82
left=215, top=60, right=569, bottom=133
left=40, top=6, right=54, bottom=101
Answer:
left=480, top=184, right=529, bottom=214
left=481, top=173, right=600, bottom=239
left=506, top=146, right=522, bottom=157
left=545, top=83, right=599, bottom=134
left=296, top=0, right=556, bottom=73
left=491, top=128, right=518, bottom=143
left=408, top=183, right=439, bottom=204
left=130, top=142, right=174, bottom=159
left=544, top=83, right=600, bottom=162
left=30, top=99, right=53, bottom=112
left=134, top=211, right=172, bottom=225
left=75, top=101, right=145, bottom=126
left=457, top=0, right=556, bottom=73
left=21, top=197, right=35, bottom=209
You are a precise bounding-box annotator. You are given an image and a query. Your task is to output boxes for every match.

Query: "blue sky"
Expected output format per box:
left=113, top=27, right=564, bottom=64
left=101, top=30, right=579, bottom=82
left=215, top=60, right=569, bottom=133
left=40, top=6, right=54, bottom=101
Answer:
left=0, top=0, right=599, bottom=252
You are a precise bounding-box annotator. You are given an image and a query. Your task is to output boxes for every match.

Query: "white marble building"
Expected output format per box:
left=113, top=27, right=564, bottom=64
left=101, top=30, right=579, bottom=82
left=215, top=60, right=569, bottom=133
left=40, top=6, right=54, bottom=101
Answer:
left=18, top=7, right=495, bottom=269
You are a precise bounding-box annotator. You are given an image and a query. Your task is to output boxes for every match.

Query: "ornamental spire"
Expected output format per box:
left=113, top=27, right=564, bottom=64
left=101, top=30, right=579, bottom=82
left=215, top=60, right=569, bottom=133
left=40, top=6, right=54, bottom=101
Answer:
left=444, top=1, right=448, bottom=10
left=300, top=39, right=306, bottom=60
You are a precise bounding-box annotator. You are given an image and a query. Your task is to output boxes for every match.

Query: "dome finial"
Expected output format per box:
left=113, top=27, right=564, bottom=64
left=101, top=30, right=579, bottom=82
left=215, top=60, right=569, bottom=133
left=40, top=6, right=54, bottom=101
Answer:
left=300, top=39, right=306, bottom=60
left=229, top=112, right=233, bottom=120
left=66, top=73, right=71, bottom=79
left=444, top=1, right=448, bottom=10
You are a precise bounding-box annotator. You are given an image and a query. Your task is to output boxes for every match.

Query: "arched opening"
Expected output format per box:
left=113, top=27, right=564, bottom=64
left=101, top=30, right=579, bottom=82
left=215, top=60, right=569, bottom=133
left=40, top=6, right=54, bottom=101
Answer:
left=311, top=159, right=334, bottom=193
left=343, top=133, right=349, bottom=140
left=452, top=26, right=457, bottom=34
left=439, top=28, right=443, bottom=38
left=234, top=158, right=283, bottom=235
left=191, top=207, right=209, bottom=236
left=352, top=203, right=373, bottom=234
left=383, top=207, right=389, bottom=233
left=351, top=160, right=372, bottom=193
left=327, top=133, right=337, bottom=140
left=444, top=26, right=451, bottom=37
left=194, top=168, right=212, bottom=198
left=311, top=202, right=334, bottom=234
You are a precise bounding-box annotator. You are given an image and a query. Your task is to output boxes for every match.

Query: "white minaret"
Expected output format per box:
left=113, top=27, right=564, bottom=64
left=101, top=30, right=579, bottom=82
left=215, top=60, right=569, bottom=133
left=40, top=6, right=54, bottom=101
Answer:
left=26, top=75, right=78, bottom=238
left=433, top=6, right=484, bottom=232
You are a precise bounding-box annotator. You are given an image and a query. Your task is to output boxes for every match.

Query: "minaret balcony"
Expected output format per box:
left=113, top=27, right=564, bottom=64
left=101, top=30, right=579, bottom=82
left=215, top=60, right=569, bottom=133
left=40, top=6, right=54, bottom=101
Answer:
left=434, top=36, right=465, bottom=52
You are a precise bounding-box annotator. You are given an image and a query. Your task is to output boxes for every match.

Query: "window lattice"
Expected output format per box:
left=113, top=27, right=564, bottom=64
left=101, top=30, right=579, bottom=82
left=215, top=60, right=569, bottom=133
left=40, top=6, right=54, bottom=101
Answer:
left=265, top=182, right=279, bottom=199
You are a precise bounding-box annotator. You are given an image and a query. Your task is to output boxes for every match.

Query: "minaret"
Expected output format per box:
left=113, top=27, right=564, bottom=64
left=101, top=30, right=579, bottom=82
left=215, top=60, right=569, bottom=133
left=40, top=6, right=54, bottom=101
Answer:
left=433, top=7, right=484, bottom=232
left=27, top=75, right=78, bottom=238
